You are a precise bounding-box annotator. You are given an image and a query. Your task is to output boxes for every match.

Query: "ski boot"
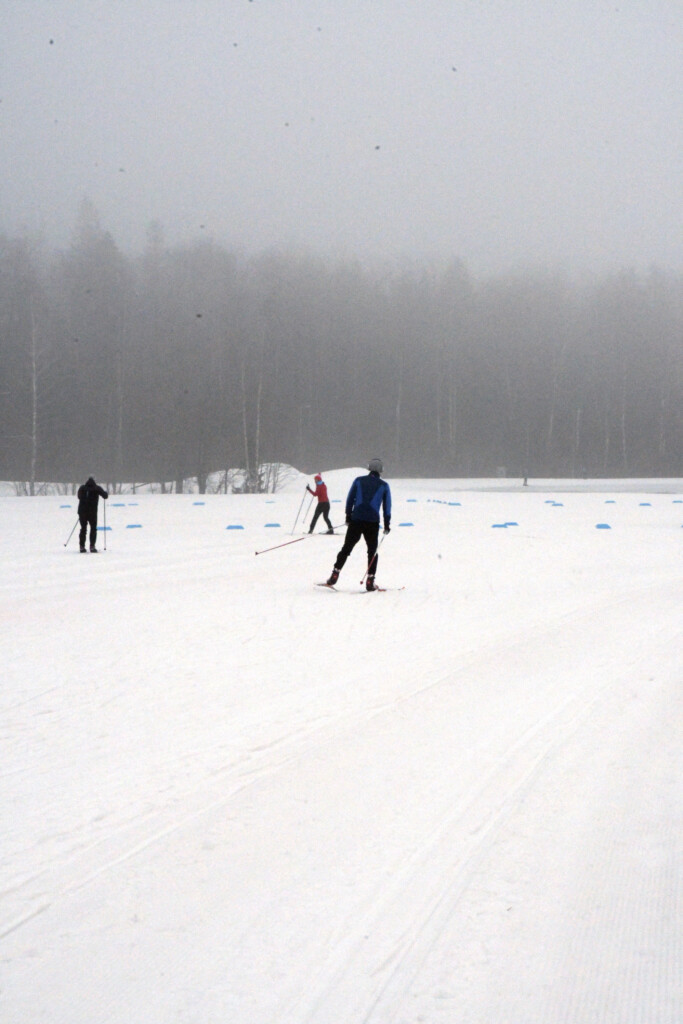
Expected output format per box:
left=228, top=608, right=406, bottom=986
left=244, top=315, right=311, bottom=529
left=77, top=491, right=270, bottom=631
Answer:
left=326, top=568, right=339, bottom=586
left=366, top=575, right=378, bottom=591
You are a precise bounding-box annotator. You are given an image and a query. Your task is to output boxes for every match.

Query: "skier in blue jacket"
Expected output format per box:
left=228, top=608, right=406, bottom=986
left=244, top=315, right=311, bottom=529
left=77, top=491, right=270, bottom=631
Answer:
left=326, top=458, right=391, bottom=591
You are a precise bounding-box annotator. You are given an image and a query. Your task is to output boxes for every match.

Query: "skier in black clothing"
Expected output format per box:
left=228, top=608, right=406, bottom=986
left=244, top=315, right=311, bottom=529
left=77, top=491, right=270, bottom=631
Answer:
left=327, top=458, right=391, bottom=591
left=77, top=476, right=108, bottom=552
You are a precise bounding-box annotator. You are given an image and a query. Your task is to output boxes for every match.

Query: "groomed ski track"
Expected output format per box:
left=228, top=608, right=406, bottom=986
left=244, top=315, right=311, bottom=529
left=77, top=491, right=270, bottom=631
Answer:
left=1, top=476, right=681, bottom=1023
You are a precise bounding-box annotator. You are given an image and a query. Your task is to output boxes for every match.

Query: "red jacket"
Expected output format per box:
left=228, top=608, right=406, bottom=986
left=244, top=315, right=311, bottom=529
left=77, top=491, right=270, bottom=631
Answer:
left=307, top=478, right=329, bottom=503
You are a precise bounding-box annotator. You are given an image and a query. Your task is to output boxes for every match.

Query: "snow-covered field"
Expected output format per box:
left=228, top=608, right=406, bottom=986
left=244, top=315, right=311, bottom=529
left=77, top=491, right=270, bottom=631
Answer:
left=2, top=470, right=682, bottom=1024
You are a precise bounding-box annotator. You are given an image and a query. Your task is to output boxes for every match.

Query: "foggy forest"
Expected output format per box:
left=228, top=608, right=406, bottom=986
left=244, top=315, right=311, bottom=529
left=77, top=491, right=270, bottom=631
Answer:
left=1, top=200, right=682, bottom=492
left=3, top=2, right=682, bottom=494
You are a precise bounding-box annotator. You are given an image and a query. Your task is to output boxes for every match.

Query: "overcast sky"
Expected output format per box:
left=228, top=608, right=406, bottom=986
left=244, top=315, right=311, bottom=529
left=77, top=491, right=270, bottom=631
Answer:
left=1, top=0, right=681, bottom=276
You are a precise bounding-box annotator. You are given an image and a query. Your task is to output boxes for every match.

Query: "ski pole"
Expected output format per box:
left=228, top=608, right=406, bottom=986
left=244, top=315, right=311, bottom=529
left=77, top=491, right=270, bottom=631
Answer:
left=302, top=493, right=314, bottom=526
left=257, top=520, right=345, bottom=555
left=64, top=517, right=79, bottom=547
left=103, top=498, right=107, bottom=551
left=360, top=531, right=387, bottom=584
left=291, top=486, right=308, bottom=534
left=255, top=534, right=309, bottom=556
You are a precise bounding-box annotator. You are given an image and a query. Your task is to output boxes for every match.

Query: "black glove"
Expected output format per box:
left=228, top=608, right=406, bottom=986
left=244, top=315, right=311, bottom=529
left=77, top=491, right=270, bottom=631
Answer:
left=383, top=523, right=390, bottom=534
left=346, top=514, right=352, bottom=524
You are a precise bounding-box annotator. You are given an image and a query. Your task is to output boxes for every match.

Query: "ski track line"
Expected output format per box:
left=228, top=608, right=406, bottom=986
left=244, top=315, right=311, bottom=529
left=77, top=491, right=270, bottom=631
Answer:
left=287, top=679, right=619, bottom=1024
left=2, top=575, right=677, bottom=944
left=0, top=751, right=303, bottom=940
left=0, top=625, right=568, bottom=943
left=0, top=675, right=467, bottom=941
left=544, top=690, right=682, bottom=1024
left=287, top=595, right=681, bottom=1023
left=1, top=684, right=64, bottom=715
left=0, top=549, right=249, bottom=605
left=2, top=577, right=679, bottom=942
left=0, top=567, right=671, bottom=718
left=0, top=593, right=600, bottom=934
left=0, top=708, right=338, bottom=941
left=0, top=617, right=504, bottom=942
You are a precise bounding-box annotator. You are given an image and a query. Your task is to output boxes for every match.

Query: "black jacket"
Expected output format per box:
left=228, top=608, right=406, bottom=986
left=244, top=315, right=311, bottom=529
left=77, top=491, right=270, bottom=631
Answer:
left=77, top=478, right=108, bottom=517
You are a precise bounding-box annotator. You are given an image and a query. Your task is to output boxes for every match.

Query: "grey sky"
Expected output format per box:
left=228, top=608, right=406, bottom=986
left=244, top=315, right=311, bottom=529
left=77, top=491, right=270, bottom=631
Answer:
left=1, top=0, right=681, bottom=275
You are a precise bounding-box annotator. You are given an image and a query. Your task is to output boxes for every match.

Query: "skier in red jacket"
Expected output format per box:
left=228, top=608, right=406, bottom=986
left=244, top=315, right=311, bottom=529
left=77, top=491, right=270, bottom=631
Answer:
left=306, top=473, right=334, bottom=534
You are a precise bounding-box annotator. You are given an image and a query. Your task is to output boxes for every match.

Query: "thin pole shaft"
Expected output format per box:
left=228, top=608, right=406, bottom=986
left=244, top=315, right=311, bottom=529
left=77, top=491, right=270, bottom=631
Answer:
left=256, top=520, right=344, bottom=556
left=360, top=531, right=386, bottom=584
left=255, top=535, right=308, bottom=556
left=302, top=493, right=314, bottom=526
left=103, top=498, right=107, bottom=550
left=64, top=517, right=79, bottom=547
left=291, top=486, right=308, bottom=534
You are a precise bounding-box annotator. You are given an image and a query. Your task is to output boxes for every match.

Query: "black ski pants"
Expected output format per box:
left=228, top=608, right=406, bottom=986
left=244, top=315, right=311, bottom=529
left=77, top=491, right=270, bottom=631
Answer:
left=309, top=501, right=332, bottom=532
left=334, top=520, right=380, bottom=575
left=79, top=513, right=98, bottom=550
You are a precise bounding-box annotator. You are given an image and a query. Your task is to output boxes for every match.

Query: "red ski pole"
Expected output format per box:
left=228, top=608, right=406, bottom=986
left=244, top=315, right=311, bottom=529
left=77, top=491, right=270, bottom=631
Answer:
left=255, top=535, right=308, bottom=556
left=256, top=521, right=344, bottom=556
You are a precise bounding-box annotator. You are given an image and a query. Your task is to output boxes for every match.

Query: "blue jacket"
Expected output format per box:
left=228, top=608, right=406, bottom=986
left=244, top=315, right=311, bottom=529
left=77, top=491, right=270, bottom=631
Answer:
left=346, top=472, right=391, bottom=527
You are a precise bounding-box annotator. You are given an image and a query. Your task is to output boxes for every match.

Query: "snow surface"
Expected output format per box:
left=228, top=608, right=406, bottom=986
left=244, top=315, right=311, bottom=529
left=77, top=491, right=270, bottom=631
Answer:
left=2, top=471, right=682, bottom=1023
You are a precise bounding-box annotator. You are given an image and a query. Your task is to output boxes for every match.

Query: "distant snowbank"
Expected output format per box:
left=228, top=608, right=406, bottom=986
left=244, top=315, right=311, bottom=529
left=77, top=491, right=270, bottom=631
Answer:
left=0, top=465, right=308, bottom=498
left=3, top=472, right=681, bottom=498
left=394, top=477, right=683, bottom=495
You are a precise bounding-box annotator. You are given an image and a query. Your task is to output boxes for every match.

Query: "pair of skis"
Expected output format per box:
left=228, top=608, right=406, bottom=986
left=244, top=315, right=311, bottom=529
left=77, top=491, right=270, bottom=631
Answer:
left=315, top=582, right=404, bottom=593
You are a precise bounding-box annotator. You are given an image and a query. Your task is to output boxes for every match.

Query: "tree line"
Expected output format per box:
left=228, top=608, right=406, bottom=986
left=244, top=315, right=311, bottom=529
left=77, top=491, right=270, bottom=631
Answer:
left=2, top=202, right=682, bottom=492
